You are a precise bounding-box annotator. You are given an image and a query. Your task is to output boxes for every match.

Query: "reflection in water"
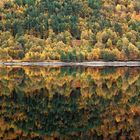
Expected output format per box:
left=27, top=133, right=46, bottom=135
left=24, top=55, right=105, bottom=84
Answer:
left=0, top=66, right=140, bottom=140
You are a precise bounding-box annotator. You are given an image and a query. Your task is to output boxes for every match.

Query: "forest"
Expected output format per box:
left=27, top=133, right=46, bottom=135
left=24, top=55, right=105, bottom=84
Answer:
left=0, top=66, right=140, bottom=139
left=0, top=0, right=140, bottom=61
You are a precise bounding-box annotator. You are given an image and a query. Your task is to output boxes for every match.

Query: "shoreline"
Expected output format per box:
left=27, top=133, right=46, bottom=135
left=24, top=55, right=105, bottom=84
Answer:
left=0, top=61, right=140, bottom=67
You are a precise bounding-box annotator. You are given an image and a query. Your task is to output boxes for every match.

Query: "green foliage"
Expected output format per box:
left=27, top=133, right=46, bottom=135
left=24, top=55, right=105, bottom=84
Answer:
left=129, top=21, right=140, bottom=33
left=60, top=50, right=85, bottom=62
left=101, top=50, right=117, bottom=61
left=114, top=23, right=122, bottom=34
left=60, top=50, right=77, bottom=62
left=90, top=0, right=101, bottom=8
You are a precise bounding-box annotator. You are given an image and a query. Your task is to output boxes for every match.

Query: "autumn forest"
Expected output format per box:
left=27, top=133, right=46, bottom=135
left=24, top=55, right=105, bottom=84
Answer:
left=0, top=0, right=140, bottom=61
left=0, top=1, right=140, bottom=139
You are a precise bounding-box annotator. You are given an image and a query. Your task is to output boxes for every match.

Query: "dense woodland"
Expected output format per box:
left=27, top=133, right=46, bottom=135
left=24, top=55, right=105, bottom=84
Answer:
left=0, top=0, right=140, bottom=61
left=0, top=66, right=140, bottom=139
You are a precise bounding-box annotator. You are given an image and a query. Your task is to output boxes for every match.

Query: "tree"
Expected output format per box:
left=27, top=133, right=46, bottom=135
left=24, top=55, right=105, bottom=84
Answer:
left=60, top=52, right=67, bottom=61
left=8, top=44, right=25, bottom=59
left=100, top=49, right=117, bottom=61
left=0, top=48, right=11, bottom=60
left=114, top=23, right=122, bottom=34
left=13, top=20, right=23, bottom=37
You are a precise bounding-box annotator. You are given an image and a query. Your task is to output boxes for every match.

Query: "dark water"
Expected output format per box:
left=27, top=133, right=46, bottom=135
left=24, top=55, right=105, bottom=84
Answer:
left=0, top=66, right=139, bottom=140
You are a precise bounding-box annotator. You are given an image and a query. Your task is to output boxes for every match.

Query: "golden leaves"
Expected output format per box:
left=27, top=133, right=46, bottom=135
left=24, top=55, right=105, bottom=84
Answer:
left=115, top=116, right=121, bottom=122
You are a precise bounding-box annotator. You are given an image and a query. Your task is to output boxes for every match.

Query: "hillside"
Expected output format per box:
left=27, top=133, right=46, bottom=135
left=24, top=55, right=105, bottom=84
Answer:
left=0, top=0, right=140, bottom=61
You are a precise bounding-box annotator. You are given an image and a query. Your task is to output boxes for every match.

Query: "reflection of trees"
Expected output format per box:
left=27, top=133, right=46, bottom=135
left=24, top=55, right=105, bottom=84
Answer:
left=0, top=66, right=139, bottom=139
left=1, top=88, right=102, bottom=136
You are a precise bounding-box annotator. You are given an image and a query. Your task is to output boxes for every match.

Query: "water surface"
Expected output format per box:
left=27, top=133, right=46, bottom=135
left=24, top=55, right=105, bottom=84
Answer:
left=0, top=66, right=139, bottom=140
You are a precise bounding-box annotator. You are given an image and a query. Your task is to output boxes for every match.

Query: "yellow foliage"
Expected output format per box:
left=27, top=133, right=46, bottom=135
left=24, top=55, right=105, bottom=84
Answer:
left=115, top=116, right=121, bottom=122
left=116, top=4, right=122, bottom=11
left=112, top=48, right=123, bottom=60
left=92, top=48, right=101, bottom=60
left=0, top=1, right=4, bottom=8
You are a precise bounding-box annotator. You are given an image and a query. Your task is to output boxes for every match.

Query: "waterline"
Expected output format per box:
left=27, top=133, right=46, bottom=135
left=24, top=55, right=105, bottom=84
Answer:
left=0, top=61, right=140, bottom=67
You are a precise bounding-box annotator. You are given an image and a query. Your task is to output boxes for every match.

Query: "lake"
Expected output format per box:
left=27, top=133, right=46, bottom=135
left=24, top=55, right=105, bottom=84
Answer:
left=0, top=66, right=139, bottom=140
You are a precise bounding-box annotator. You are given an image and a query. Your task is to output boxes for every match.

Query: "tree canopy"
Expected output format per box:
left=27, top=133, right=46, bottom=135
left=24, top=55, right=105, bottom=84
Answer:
left=0, top=0, right=140, bottom=61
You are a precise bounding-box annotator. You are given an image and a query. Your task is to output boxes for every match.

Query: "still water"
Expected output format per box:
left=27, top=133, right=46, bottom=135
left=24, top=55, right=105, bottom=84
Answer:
left=0, top=66, right=139, bottom=140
